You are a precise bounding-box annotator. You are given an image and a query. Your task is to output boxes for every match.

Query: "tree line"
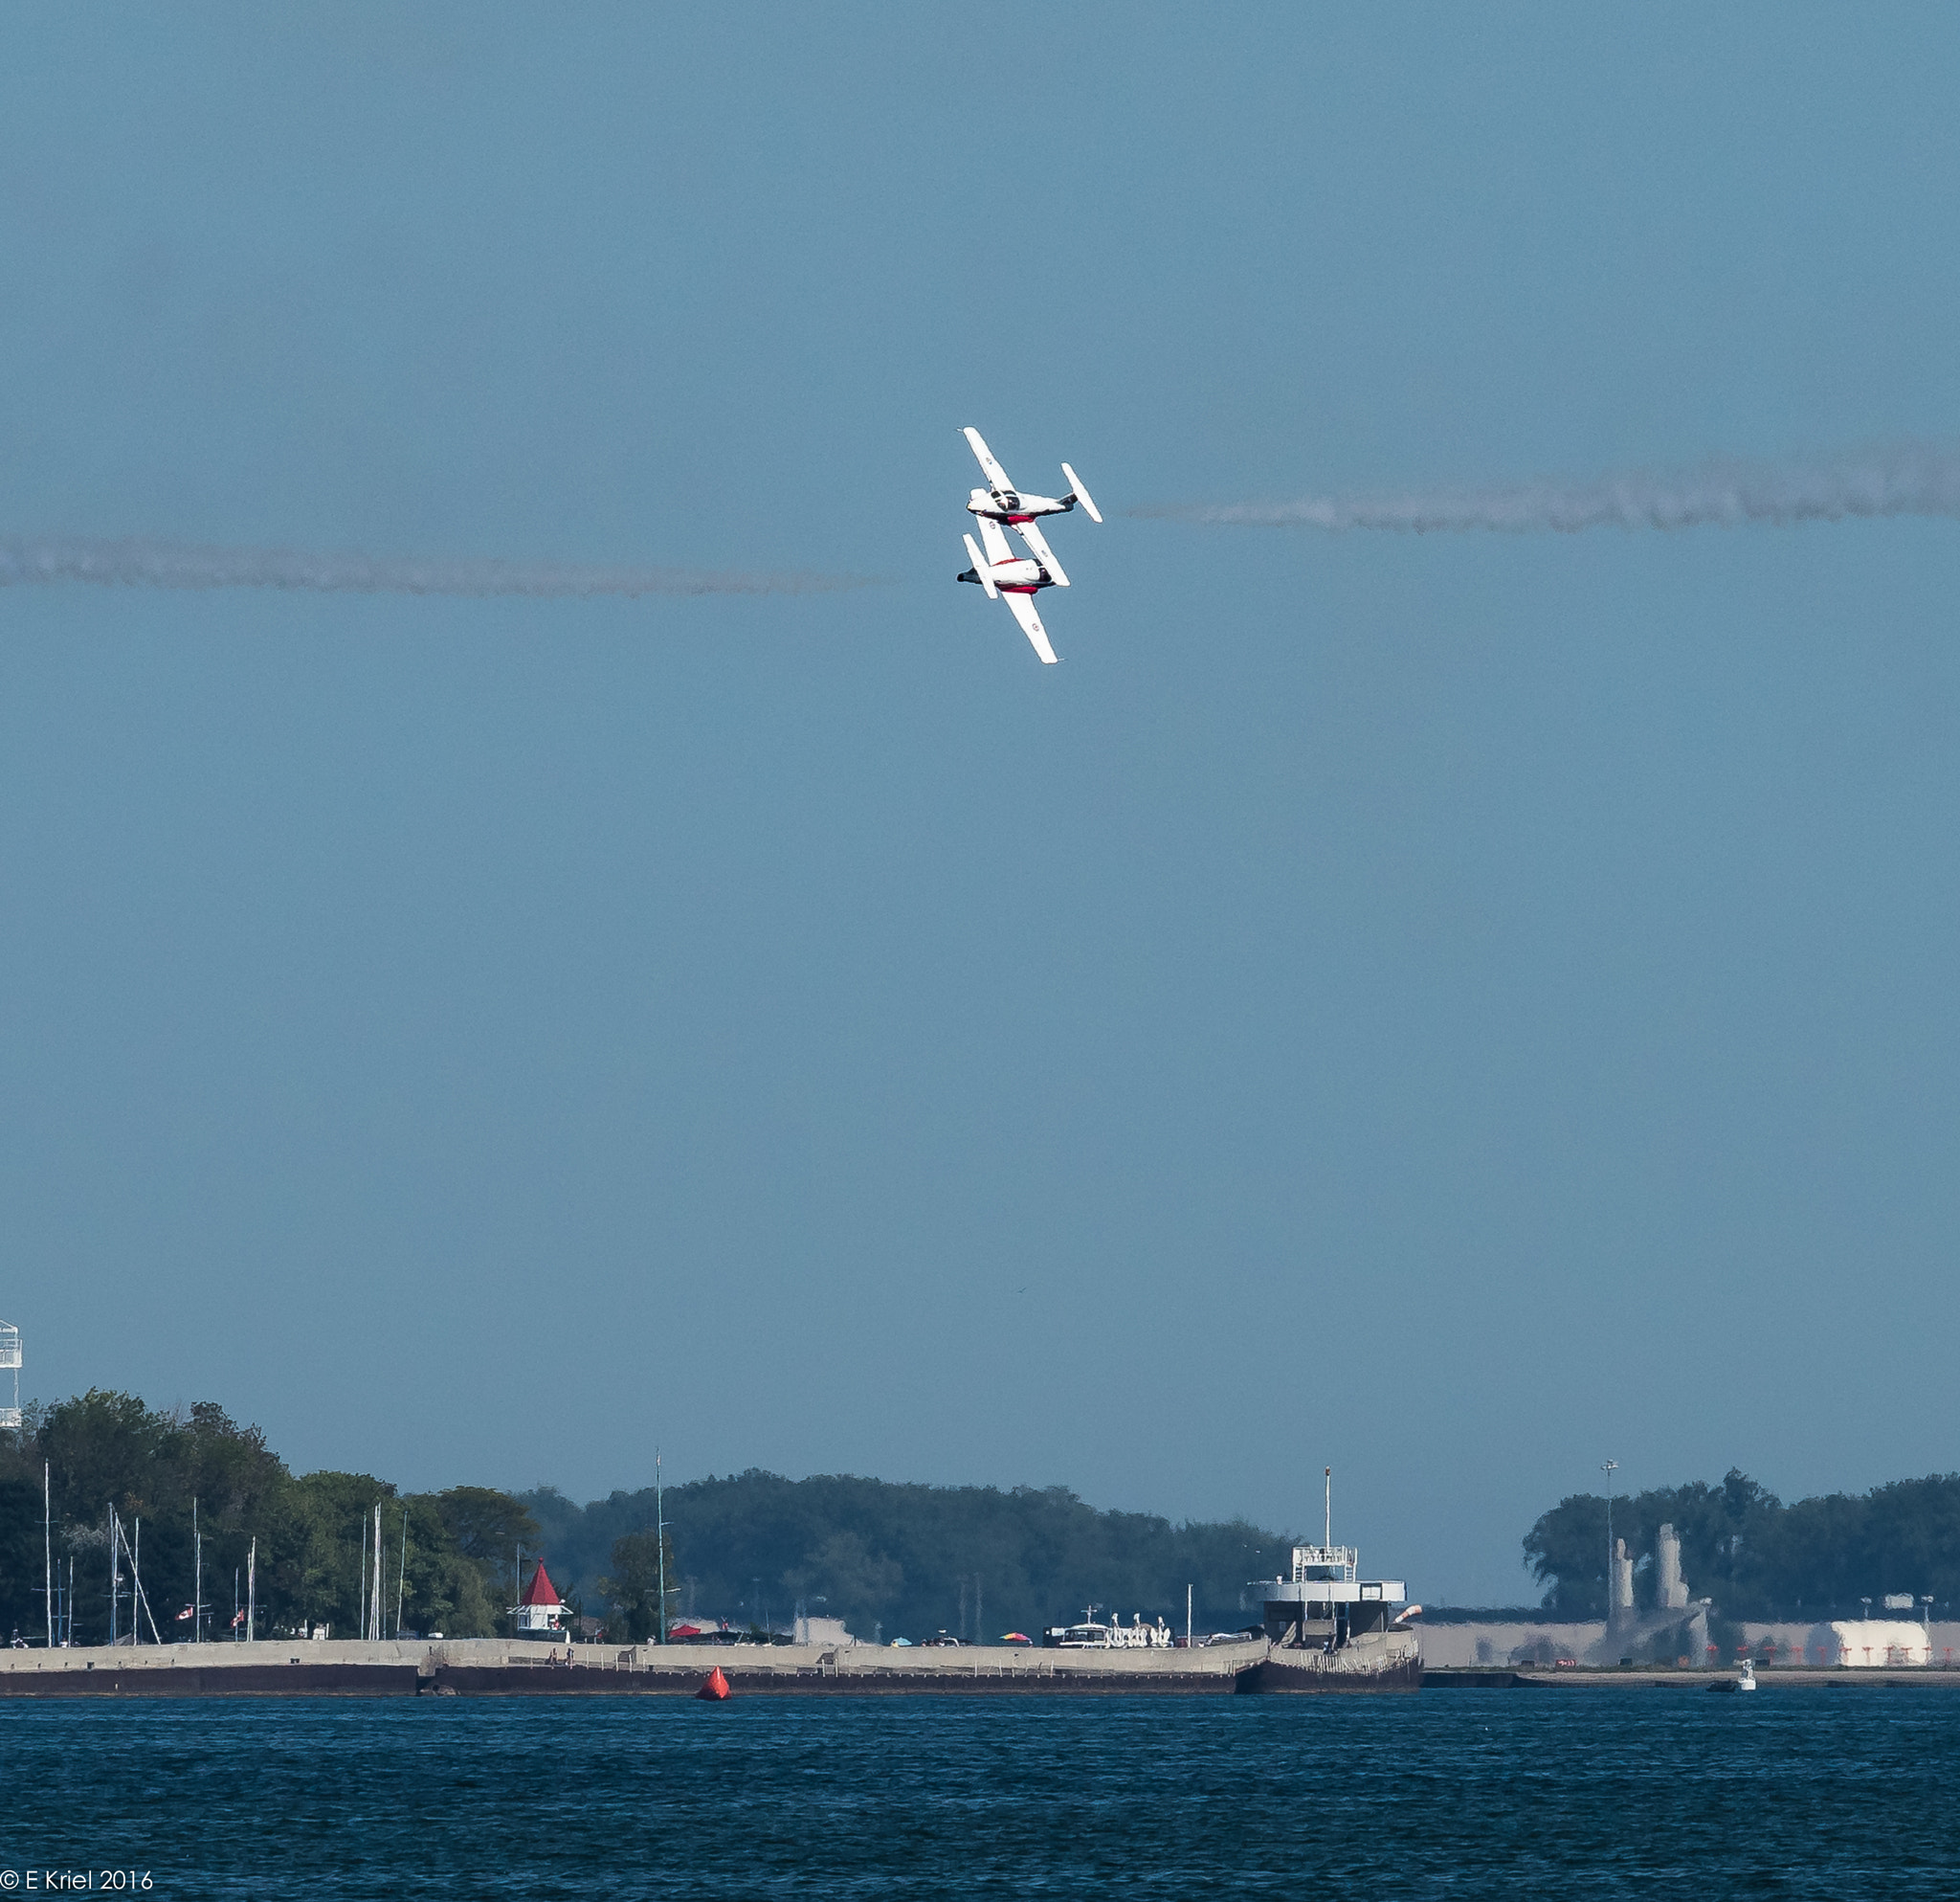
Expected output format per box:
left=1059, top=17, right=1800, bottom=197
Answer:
left=0, top=1392, right=539, bottom=1643
left=20, top=1396, right=1959, bottom=1642
left=525, top=1469, right=1297, bottom=1641
left=0, top=1388, right=1297, bottom=1645
left=1523, top=1469, right=1960, bottom=1619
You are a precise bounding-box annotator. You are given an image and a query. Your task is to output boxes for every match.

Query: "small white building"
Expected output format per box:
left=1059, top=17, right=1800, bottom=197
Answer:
left=1811, top=1620, right=1930, bottom=1667
left=512, top=1560, right=567, bottom=1637
left=792, top=1614, right=856, bottom=1647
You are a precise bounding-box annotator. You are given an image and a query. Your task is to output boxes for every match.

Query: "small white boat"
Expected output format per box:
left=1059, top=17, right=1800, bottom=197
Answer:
left=1709, top=1658, right=1757, bottom=1693
left=1041, top=1607, right=1174, bottom=1650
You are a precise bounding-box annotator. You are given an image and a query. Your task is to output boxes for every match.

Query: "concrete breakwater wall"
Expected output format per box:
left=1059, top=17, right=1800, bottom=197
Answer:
left=0, top=1637, right=1269, bottom=1697
left=1427, top=1665, right=1960, bottom=1689
left=1419, top=1621, right=1960, bottom=1670
left=1418, top=1623, right=1606, bottom=1668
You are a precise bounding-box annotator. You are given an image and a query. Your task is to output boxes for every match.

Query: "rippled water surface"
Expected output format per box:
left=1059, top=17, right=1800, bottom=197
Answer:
left=5, top=1688, right=1957, bottom=1897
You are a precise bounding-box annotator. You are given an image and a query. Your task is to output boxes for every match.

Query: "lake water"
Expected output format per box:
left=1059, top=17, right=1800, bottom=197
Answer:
left=3, top=1688, right=1955, bottom=1896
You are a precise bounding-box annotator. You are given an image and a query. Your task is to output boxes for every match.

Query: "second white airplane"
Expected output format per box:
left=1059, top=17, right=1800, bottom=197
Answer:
left=956, top=427, right=1101, bottom=664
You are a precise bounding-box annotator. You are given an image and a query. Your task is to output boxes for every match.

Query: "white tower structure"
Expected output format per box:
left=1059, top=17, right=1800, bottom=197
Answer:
left=0, top=1320, right=20, bottom=1429
left=1657, top=1523, right=1690, bottom=1611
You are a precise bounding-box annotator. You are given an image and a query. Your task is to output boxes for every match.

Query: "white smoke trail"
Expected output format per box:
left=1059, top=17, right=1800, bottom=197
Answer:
left=0, top=536, right=874, bottom=598
left=1139, top=442, right=1960, bottom=534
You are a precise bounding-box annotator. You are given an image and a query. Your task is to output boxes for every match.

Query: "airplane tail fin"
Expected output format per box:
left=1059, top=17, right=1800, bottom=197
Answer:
left=1061, top=463, right=1102, bottom=524
left=962, top=533, right=998, bottom=599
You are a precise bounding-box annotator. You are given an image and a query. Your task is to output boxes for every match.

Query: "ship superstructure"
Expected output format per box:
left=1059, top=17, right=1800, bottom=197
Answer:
left=1258, top=1545, right=1407, bottom=1649
left=1245, top=1477, right=1421, bottom=1691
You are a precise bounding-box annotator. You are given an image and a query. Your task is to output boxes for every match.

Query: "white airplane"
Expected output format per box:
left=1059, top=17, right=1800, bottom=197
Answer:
left=958, top=514, right=1066, bottom=662
left=963, top=428, right=1101, bottom=526
left=956, top=428, right=1102, bottom=663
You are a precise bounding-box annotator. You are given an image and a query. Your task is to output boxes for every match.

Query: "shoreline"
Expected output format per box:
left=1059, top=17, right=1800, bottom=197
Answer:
left=1425, top=1665, right=1960, bottom=1689
left=10, top=1642, right=1949, bottom=1697
left=0, top=1636, right=1269, bottom=1697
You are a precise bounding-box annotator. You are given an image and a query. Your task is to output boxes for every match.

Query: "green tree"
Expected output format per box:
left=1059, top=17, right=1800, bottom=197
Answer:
left=598, top=1528, right=679, bottom=1642
left=519, top=1470, right=1296, bottom=1640
left=782, top=1531, right=903, bottom=1635
left=1523, top=1470, right=1960, bottom=1620
left=1522, top=1493, right=1610, bottom=1617
left=0, top=1390, right=296, bottom=1644
left=432, top=1487, right=542, bottom=1635
left=0, top=1468, right=46, bottom=1639
left=0, top=1391, right=539, bottom=1644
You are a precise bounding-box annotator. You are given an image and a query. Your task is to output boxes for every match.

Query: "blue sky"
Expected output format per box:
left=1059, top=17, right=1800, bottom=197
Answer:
left=3, top=5, right=1957, bottom=1603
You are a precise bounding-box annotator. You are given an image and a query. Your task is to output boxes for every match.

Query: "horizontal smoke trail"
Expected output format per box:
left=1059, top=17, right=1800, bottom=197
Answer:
left=1138, top=442, right=1960, bottom=534
left=0, top=537, right=875, bottom=598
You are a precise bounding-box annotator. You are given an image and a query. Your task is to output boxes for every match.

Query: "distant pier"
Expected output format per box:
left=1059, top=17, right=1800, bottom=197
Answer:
left=11, top=1644, right=1955, bottom=1697
left=0, top=1637, right=1270, bottom=1697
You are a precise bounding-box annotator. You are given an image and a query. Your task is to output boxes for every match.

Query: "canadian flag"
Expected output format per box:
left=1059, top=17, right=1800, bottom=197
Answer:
left=176, top=1604, right=195, bottom=1622
left=231, top=1609, right=246, bottom=1629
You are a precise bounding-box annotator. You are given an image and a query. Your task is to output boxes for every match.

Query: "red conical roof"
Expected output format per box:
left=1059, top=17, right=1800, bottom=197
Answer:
left=519, top=1559, right=562, bottom=1607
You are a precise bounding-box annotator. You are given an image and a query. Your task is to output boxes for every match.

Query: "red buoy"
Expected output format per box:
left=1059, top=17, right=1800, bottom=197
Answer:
left=696, top=1666, right=732, bottom=1701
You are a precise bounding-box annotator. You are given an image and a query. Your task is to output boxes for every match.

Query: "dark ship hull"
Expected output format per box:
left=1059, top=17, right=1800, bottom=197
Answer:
left=1248, top=1629, right=1422, bottom=1693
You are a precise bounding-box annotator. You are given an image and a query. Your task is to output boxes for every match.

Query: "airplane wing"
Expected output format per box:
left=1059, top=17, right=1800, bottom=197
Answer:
left=962, top=531, right=997, bottom=598
left=976, top=515, right=1014, bottom=566
left=1011, top=516, right=1068, bottom=586
left=963, top=427, right=1016, bottom=497
left=1004, top=590, right=1058, bottom=663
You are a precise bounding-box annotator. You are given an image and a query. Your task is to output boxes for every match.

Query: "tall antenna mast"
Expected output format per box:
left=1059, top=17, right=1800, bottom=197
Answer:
left=656, top=1448, right=666, bottom=1646
left=1324, top=1467, right=1331, bottom=1550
